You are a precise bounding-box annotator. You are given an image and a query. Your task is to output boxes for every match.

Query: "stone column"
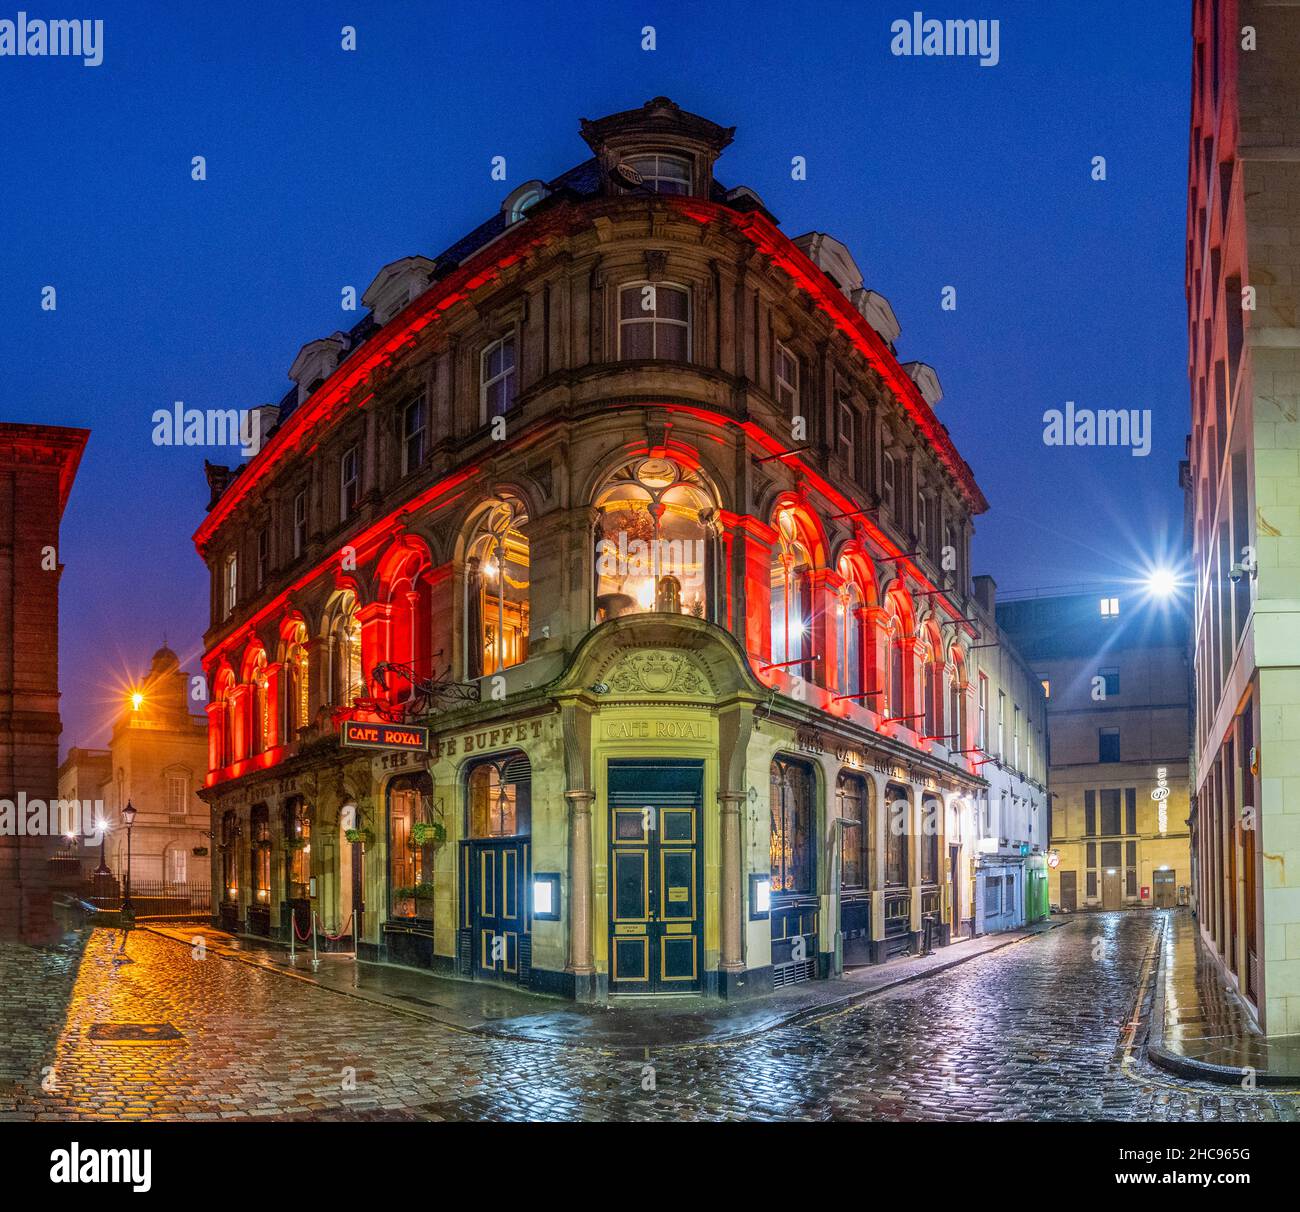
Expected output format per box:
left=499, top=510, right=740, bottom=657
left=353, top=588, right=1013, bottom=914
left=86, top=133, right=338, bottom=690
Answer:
left=565, top=789, right=596, bottom=997
left=718, top=791, right=745, bottom=979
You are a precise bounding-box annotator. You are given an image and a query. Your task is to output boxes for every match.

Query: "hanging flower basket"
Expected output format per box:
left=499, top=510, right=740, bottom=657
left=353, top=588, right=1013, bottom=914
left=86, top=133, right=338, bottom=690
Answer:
left=285, top=837, right=307, bottom=851
left=344, top=827, right=373, bottom=845
left=192, top=846, right=209, bottom=857
left=411, top=821, right=445, bottom=848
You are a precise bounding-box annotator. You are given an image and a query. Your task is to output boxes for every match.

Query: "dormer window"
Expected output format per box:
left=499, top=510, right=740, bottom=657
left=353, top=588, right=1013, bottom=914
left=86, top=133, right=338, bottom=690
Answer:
left=502, top=180, right=548, bottom=225
left=625, top=153, right=692, bottom=195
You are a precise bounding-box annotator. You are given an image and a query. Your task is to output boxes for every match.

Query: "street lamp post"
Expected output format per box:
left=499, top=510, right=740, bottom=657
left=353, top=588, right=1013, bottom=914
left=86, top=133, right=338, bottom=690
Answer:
left=93, top=818, right=110, bottom=877
left=121, top=800, right=137, bottom=915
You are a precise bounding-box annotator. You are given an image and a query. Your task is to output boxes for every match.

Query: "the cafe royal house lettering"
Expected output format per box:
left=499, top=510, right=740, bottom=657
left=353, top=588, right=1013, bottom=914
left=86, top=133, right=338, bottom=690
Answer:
left=214, top=774, right=301, bottom=810
left=429, top=718, right=545, bottom=760
left=797, top=726, right=943, bottom=789
left=603, top=718, right=708, bottom=741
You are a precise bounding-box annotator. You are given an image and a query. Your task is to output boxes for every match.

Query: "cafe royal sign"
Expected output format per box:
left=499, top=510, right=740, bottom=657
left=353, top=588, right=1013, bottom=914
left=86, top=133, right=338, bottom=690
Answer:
left=341, top=720, right=430, bottom=753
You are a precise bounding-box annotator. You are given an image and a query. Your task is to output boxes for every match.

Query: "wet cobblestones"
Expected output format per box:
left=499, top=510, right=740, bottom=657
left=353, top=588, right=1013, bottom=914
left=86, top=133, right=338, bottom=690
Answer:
left=2, top=913, right=1297, bottom=1121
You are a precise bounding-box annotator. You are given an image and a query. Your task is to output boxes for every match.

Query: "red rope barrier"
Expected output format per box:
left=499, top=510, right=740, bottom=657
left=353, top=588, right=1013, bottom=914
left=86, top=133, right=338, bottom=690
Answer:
left=315, top=912, right=353, bottom=942
left=291, top=913, right=313, bottom=942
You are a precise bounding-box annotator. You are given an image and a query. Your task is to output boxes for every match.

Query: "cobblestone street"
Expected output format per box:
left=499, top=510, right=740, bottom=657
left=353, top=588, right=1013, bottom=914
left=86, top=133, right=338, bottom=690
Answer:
left=3, top=912, right=1297, bottom=1122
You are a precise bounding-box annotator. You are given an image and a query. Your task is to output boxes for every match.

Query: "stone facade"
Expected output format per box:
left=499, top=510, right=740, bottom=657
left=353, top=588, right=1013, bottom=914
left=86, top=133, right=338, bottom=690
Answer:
left=194, top=98, right=1008, bottom=1000
left=0, top=423, right=88, bottom=942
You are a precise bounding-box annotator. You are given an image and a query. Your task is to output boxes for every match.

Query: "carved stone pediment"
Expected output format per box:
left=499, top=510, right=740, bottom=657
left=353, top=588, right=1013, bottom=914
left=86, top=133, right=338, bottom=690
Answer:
left=605, top=648, right=713, bottom=698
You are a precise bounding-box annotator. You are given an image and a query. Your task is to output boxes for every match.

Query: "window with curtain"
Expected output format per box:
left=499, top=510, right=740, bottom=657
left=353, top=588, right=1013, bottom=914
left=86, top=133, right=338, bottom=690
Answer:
left=250, top=804, right=271, bottom=904
left=388, top=773, right=434, bottom=918
left=836, top=559, right=865, bottom=702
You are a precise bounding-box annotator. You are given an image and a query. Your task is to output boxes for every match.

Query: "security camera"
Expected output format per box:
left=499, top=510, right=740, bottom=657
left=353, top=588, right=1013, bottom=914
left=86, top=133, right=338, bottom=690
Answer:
left=1229, top=563, right=1244, bottom=584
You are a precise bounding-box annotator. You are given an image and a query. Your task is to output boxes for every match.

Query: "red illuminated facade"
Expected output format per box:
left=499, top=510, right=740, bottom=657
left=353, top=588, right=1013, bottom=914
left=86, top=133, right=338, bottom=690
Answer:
left=197, top=98, right=996, bottom=999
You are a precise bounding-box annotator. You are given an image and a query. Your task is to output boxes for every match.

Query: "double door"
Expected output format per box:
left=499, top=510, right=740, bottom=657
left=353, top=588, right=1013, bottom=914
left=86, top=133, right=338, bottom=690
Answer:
left=463, top=837, right=530, bottom=982
left=608, top=760, right=703, bottom=994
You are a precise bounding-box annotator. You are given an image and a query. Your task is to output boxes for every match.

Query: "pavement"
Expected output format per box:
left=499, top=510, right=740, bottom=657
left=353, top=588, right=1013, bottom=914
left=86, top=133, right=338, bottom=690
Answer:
left=140, top=917, right=1065, bottom=1047
left=1147, top=907, right=1300, bottom=1086
left=4, top=909, right=1299, bottom=1120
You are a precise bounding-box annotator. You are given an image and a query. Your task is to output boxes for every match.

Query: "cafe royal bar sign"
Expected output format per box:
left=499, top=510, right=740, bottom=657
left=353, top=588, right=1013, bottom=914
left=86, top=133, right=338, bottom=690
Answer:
left=341, top=720, right=430, bottom=753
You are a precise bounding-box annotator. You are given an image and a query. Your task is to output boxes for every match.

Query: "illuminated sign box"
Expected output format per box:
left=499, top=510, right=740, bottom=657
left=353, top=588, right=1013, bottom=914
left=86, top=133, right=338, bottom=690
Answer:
left=341, top=721, right=430, bottom=753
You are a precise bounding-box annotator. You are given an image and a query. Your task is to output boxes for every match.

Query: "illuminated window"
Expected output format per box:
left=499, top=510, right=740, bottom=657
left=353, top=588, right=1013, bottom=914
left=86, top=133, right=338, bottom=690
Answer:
left=388, top=773, right=434, bottom=919
left=1100, top=596, right=1120, bottom=617
left=1039, top=675, right=1051, bottom=698
left=619, top=283, right=689, bottom=360
left=770, top=507, right=814, bottom=678
left=244, top=647, right=269, bottom=754
left=251, top=804, right=271, bottom=903
left=330, top=594, right=363, bottom=707
left=220, top=810, right=239, bottom=901
left=283, top=797, right=312, bottom=899
left=282, top=622, right=310, bottom=737
left=466, top=497, right=530, bottom=678
left=921, top=794, right=941, bottom=884
left=594, top=458, right=714, bottom=622
left=775, top=343, right=799, bottom=414
left=340, top=445, right=359, bottom=521
left=624, top=153, right=692, bottom=195
left=467, top=753, right=532, bottom=839
left=948, top=650, right=969, bottom=751
left=770, top=757, right=814, bottom=895
left=480, top=334, right=517, bottom=421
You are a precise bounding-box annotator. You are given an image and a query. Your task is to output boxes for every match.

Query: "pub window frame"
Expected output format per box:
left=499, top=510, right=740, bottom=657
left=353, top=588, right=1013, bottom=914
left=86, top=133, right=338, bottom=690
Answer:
left=770, top=756, right=815, bottom=898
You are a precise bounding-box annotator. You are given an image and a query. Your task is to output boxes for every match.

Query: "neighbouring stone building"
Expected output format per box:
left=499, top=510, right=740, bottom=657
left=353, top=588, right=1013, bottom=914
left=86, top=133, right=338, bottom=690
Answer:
left=1186, top=0, right=1300, bottom=1036
left=0, top=422, right=88, bottom=943
left=997, top=589, right=1193, bottom=918
left=195, top=97, right=1035, bottom=1001
left=58, top=645, right=210, bottom=888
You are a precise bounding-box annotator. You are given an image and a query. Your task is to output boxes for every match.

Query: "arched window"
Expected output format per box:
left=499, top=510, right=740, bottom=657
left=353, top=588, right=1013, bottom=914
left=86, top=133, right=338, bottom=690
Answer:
left=770, top=756, right=814, bottom=895
left=388, top=772, right=434, bottom=919
left=467, top=752, right=532, bottom=838
left=466, top=498, right=530, bottom=678
left=282, top=621, right=310, bottom=738
left=885, top=782, right=910, bottom=886
left=328, top=592, right=363, bottom=707
left=593, top=458, right=714, bottom=621
left=884, top=586, right=914, bottom=721
left=376, top=541, right=433, bottom=707
left=618, top=283, right=690, bottom=360
left=948, top=647, right=969, bottom=753
left=243, top=646, right=269, bottom=755
left=837, top=771, right=870, bottom=890
left=770, top=507, right=814, bottom=678
left=213, top=667, right=236, bottom=768
left=920, top=622, right=944, bottom=740
left=836, top=558, right=866, bottom=701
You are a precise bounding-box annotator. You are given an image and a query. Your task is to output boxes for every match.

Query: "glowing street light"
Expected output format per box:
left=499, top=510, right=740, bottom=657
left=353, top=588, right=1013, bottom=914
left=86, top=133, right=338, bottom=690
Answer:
left=1145, top=567, right=1179, bottom=597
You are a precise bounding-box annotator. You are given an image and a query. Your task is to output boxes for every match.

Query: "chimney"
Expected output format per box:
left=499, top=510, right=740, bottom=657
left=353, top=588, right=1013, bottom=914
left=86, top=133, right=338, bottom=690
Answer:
left=973, top=574, right=997, bottom=615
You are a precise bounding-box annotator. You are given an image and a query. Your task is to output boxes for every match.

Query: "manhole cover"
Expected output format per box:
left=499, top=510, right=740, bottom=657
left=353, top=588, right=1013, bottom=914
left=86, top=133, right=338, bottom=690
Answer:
left=89, top=1022, right=184, bottom=1043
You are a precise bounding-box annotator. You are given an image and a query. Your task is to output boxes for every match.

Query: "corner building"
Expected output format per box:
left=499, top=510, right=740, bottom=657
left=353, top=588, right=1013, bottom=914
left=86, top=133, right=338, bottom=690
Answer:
left=196, top=99, right=992, bottom=1000
left=1187, top=1, right=1300, bottom=1035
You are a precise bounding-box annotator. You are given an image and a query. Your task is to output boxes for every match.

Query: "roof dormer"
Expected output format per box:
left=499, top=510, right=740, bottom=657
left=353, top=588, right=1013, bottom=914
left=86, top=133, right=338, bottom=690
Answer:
left=792, top=232, right=863, bottom=297
left=362, top=256, right=436, bottom=327
left=579, top=96, right=735, bottom=200
left=853, top=288, right=901, bottom=344
left=902, top=361, right=943, bottom=407
left=288, top=334, right=349, bottom=405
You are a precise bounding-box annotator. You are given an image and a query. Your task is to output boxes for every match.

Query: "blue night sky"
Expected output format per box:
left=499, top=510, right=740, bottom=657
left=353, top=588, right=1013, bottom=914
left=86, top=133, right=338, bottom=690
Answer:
left=0, top=1, right=1191, bottom=752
